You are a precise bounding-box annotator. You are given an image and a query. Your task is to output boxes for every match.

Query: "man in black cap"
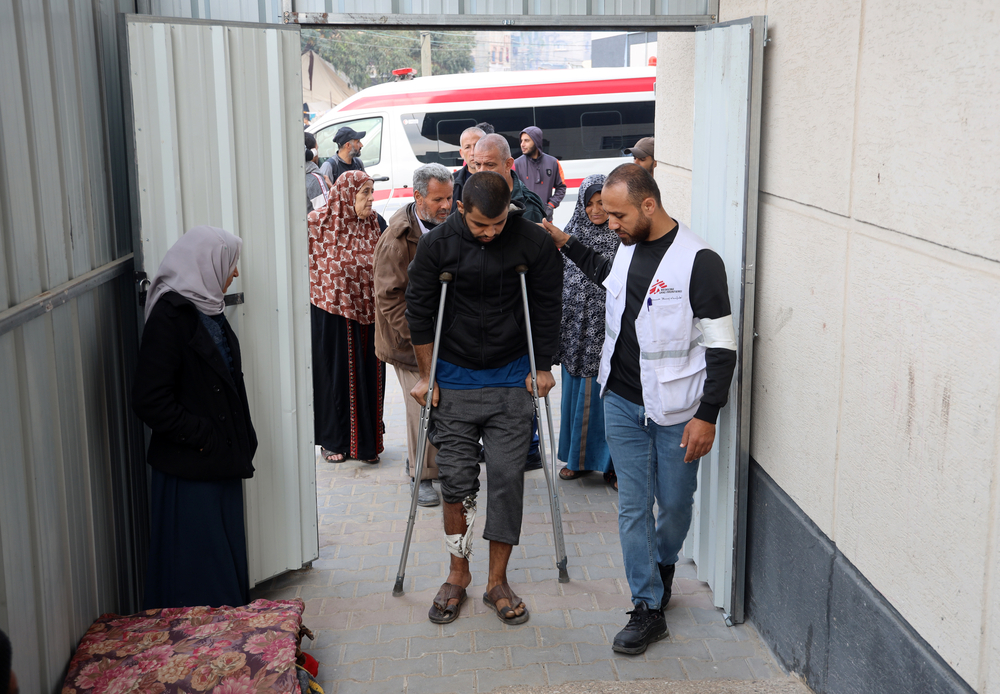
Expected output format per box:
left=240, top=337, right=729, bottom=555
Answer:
left=320, top=125, right=367, bottom=185
left=625, top=136, right=656, bottom=174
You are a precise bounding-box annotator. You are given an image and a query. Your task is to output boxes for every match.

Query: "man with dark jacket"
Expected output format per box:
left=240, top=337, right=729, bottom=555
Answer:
left=515, top=126, right=566, bottom=222
left=374, top=163, right=454, bottom=507
left=451, top=126, right=485, bottom=214
left=473, top=134, right=547, bottom=223
left=405, top=172, right=562, bottom=626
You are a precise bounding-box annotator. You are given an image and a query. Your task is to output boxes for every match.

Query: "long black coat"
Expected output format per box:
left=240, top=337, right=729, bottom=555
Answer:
left=133, top=292, right=257, bottom=481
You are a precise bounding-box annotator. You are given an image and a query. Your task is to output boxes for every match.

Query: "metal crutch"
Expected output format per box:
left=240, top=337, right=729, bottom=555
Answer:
left=393, top=271, right=453, bottom=597
left=515, top=264, right=570, bottom=583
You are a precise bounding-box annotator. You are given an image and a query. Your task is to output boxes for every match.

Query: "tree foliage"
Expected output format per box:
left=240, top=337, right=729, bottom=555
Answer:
left=301, top=28, right=475, bottom=89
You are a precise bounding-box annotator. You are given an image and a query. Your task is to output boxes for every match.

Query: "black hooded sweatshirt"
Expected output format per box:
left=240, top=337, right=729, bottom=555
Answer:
left=405, top=203, right=562, bottom=372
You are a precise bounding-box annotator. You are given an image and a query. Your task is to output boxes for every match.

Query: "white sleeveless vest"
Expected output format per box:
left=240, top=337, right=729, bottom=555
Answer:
left=598, top=223, right=711, bottom=426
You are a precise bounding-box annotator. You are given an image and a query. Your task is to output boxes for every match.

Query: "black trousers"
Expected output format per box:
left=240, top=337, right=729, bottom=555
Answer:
left=311, top=305, right=385, bottom=461
left=432, top=386, right=534, bottom=545
left=144, top=468, right=249, bottom=609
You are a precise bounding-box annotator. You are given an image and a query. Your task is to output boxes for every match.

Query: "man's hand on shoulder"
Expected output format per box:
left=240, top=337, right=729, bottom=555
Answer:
left=540, top=220, right=570, bottom=249
left=680, top=417, right=716, bottom=463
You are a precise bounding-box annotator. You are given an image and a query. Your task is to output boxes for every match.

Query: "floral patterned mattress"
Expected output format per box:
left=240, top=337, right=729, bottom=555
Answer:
left=61, top=599, right=305, bottom=694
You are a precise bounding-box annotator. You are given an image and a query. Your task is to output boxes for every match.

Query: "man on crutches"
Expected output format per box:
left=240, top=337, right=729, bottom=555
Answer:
left=404, top=171, right=562, bottom=625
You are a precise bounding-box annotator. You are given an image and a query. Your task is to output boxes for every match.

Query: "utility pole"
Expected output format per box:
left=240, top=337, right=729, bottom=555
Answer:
left=420, top=31, right=432, bottom=77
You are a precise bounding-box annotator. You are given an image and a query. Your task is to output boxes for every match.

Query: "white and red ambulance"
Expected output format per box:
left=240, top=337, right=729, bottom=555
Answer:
left=307, top=66, right=655, bottom=226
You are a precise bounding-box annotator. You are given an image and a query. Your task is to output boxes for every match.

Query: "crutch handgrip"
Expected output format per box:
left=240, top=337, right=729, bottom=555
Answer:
left=515, top=264, right=528, bottom=274
left=440, top=272, right=453, bottom=282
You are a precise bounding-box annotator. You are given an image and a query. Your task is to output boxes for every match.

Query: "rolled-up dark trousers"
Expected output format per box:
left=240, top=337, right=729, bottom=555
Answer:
left=432, top=386, right=534, bottom=546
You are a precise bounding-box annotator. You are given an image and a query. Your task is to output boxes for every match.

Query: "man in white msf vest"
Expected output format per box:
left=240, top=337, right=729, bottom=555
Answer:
left=544, top=164, right=737, bottom=655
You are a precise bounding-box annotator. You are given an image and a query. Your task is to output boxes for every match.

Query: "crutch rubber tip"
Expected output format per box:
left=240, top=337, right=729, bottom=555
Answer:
left=392, top=576, right=405, bottom=597
left=439, top=272, right=454, bottom=282
left=515, top=264, right=528, bottom=274
left=557, top=560, right=570, bottom=583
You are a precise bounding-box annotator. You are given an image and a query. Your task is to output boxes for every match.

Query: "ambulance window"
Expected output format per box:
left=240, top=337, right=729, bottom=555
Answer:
left=535, top=101, right=654, bottom=161
left=581, top=111, right=623, bottom=151
left=436, top=118, right=477, bottom=163
left=316, top=116, right=383, bottom=168
left=402, top=108, right=533, bottom=167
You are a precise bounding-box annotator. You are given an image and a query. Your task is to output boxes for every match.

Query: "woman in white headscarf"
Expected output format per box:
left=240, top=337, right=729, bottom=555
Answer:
left=133, top=226, right=258, bottom=609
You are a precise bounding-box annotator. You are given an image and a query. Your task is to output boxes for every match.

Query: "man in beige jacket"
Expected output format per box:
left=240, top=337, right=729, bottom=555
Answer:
left=374, top=163, right=454, bottom=506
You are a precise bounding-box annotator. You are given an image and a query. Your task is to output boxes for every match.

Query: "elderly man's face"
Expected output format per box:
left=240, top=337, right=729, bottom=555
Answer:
left=473, top=144, right=513, bottom=186
left=460, top=132, right=482, bottom=172
left=414, top=178, right=454, bottom=224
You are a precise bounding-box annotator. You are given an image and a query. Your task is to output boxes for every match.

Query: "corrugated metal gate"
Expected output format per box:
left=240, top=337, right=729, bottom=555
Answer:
left=0, top=1, right=146, bottom=692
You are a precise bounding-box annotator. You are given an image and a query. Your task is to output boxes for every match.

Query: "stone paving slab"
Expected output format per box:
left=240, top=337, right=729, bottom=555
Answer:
left=252, top=372, right=809, bottom=694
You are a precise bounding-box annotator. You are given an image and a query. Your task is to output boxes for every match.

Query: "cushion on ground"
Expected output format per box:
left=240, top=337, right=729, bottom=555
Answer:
left=61, top=598, right=305, bottom=694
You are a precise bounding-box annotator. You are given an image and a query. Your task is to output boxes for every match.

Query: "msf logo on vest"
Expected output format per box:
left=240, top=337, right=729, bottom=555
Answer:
left=648, top=279, right=683, bottom=302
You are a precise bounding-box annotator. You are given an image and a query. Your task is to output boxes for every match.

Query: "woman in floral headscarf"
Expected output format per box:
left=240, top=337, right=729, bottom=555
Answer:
left=553, top=173, right=618, bottom=487
left=309, top=169, right=386, bottom=463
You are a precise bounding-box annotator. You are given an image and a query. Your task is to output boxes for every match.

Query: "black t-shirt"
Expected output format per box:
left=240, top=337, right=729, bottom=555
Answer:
left=605, top=230, right=675, bottom=404
left=563, top=225, right=736, bottom=422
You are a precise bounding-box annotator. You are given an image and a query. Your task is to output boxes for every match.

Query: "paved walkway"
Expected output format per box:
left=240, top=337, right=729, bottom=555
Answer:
left=252, top=373, right=809, bottom=694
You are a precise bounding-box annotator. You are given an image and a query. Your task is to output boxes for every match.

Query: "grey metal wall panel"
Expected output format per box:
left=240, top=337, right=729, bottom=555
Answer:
left=0, top=1, right=145, bottom=692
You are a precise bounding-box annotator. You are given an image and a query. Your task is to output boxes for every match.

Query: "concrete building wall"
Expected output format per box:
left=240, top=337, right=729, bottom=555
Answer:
left=655, top=2, right=1000, bottom=691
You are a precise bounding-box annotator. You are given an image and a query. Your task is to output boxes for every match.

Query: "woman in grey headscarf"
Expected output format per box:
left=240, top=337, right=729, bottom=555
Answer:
left=553, top=174, right=617, bottom=487
left=133, top=226, right=258, bottom=609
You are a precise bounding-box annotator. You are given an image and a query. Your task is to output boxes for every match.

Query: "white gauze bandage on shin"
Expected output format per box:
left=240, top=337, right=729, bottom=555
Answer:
left=445, top=496, right=477, bottom=559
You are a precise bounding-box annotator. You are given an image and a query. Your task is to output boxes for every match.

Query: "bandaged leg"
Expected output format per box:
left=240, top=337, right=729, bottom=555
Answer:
left=445, top=496, right=477, bottom=560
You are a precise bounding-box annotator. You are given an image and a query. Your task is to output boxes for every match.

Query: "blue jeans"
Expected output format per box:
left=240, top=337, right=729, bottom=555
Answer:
left=603, top=390, right=700, bottom=610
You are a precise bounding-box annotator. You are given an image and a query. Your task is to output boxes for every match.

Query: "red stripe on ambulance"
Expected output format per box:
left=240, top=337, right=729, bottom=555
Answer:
left=340, top=77, right=655, bottom=112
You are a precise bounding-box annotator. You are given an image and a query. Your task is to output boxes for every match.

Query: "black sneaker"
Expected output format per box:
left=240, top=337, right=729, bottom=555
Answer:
left=611, top=602, right=668, bottom=654
left=659, top=563, right=676, bottom=608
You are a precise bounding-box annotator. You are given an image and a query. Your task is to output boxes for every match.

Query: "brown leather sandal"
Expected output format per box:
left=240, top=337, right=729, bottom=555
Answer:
left=483, top=584, right=529, bottom=625
left=428, top=583, right=467, bottom=624
left=558, top=467, right=592, bottom=480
